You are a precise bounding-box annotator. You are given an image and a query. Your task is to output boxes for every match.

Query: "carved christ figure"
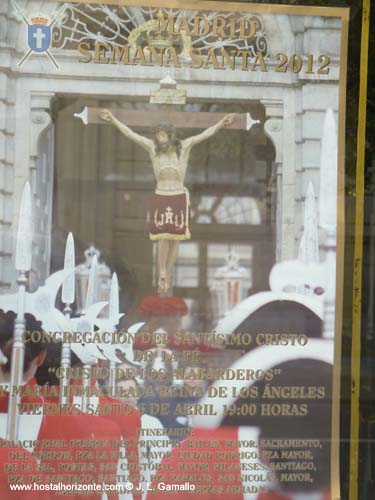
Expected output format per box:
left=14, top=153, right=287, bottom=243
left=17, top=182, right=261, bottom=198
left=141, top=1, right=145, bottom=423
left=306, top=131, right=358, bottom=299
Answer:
left=100, top=109, right=235, bottom=295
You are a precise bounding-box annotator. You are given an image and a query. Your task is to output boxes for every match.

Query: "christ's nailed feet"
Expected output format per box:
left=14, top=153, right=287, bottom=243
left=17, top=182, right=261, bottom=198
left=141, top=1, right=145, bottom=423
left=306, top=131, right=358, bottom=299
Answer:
left=158, top=272, right=169, bottom=296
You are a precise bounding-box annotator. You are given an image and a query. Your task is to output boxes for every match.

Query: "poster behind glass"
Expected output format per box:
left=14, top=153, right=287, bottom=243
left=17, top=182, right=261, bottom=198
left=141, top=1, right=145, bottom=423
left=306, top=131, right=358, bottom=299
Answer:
left=0, top=1, right=349, bottom=499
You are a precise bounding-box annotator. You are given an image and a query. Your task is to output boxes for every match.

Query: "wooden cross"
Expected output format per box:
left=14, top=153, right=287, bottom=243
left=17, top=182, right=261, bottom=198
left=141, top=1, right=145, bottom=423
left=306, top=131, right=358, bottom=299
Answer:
left=74, top=75, right=260, bottom=130
left=74, top=105, right=260, bottom=131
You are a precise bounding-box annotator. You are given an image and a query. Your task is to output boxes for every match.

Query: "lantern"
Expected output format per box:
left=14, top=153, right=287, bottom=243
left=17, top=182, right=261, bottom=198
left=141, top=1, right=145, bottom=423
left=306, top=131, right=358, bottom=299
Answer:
left=75, top=246, right=111, bottom=316
left=210, top=249, right=251, bottom=323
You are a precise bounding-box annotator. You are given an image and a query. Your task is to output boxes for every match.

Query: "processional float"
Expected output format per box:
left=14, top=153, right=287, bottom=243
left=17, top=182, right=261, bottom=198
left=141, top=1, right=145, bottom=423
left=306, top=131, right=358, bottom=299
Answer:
left=2, top=106, right=338, bottom=443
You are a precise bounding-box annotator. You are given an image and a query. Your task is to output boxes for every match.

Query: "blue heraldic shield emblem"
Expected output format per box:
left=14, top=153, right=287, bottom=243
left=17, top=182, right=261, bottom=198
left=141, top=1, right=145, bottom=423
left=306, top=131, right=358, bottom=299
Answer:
left=28, top=21, right=51, bottom=53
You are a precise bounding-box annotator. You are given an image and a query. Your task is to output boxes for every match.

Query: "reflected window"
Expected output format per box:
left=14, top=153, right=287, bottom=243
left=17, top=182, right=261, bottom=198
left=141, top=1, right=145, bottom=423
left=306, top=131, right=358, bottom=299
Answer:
left=194, top=196, right=262, bottom=225
left=174, top=242, right=200, bottom=288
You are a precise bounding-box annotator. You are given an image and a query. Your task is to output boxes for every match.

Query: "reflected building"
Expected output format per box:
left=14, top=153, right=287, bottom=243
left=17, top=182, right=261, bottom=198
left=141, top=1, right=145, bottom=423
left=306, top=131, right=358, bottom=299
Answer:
left=0, top=4, right=342, bottom=332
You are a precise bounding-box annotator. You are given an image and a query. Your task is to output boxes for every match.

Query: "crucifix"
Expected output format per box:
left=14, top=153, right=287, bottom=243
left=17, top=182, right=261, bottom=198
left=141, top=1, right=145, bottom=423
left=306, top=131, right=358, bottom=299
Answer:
left=74, top=76, right=260, bottom=296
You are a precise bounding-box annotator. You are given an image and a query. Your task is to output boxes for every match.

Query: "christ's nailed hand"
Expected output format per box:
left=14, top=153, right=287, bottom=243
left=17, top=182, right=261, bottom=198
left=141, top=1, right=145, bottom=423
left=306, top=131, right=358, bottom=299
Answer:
left=223, top=113, right=236, bottom=126
left=100, top=109, right=113, bottom=122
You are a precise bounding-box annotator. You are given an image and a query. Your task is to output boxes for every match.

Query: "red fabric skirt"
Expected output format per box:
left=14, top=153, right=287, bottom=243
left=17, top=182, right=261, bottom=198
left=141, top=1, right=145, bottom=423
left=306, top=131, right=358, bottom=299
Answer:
left=149, top=190, right=191, bottom=240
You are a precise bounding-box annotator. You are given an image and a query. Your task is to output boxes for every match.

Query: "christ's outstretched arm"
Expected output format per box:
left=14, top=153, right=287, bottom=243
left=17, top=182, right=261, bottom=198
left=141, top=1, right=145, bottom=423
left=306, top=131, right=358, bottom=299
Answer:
left=100, top=109, right=155, bottom=154
left=181, top=113, right=235, bottom=151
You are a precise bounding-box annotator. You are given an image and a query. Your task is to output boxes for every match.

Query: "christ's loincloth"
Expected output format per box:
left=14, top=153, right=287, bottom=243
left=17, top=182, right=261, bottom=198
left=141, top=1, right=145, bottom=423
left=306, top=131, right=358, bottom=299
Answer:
left=149, top=189, right=191, bottom=241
